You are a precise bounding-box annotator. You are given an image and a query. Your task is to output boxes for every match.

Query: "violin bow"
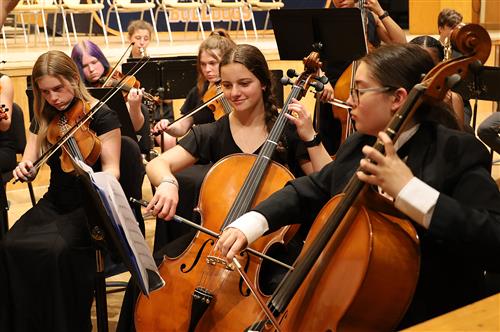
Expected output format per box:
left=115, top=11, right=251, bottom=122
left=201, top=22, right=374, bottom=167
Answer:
left=101, top=42, right=135, bottom=87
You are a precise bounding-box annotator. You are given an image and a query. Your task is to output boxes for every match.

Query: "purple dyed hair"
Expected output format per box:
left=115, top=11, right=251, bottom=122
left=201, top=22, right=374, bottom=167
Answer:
left=71, top=40, right=110, bottom=85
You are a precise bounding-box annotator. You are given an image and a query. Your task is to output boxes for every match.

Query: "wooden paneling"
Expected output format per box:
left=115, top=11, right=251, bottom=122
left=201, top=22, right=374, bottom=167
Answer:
left=409, top=0, right=487, bottom=35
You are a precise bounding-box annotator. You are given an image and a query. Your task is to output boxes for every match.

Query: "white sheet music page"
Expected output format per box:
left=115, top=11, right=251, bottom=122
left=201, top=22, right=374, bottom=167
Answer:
left=74, top=160, right=165, bottom=295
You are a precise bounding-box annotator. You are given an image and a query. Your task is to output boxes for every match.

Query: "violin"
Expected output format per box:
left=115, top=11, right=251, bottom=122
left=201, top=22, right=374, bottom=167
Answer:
left=202, top=82, right=232, bottom=120
left=46, top=99, right=101, bottom=173
left=99, top=70, right=159, bottom=105
left=243, top=23, right=491, bottom=332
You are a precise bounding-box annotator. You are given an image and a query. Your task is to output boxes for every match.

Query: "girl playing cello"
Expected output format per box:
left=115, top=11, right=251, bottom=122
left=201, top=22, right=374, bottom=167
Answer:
left=217, top=43, right=500, bottom=328
left=0, top=50, right=121, bottom=332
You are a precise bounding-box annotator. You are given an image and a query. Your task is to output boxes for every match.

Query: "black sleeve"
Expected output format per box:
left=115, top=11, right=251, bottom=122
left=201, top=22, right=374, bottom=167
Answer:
left=180, top=85, right=215, bottom=125
left=427, top=134, right=500, bottom=271
left=254, top=161, right=335, bottom=232
left=177, top=121, right=219, bottom=161
left=90, top=103, right=121, bottom=136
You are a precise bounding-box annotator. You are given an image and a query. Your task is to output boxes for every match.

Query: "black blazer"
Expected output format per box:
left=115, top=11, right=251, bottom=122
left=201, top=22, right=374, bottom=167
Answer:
left=254, top=122, right=500, bottom=327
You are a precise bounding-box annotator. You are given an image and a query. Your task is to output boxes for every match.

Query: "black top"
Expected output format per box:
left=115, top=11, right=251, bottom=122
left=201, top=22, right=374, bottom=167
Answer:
left=254, top=122, right=500, bottom=326
left=0, top=74, right=16, bottom=153
left=30, top=101, right=120, bottom=212
left=178, top=115, right=310, bottom=178
left=179, top=83, right=215, bottom=125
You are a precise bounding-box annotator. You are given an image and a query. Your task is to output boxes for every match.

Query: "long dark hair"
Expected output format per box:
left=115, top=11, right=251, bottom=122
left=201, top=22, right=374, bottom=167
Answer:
left=362, top=43, right=460, bottom=130
left=220, top=44, right=278, bottom=132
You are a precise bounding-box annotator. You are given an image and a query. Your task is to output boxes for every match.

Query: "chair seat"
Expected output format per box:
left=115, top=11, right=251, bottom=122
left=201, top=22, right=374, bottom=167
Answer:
left=161, top=1, right=202, bottom=9
left=116, top=2, right=155, bottom=9
left=64, top=3, right=104, bottom=10
left=249, top=1, right=283, bottom=9
left=64, top=3, right=104, bottom=12
left=207, top=0, right=244, bottom=8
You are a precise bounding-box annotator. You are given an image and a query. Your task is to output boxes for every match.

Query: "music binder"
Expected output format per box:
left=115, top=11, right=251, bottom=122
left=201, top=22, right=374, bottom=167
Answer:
left=71, top=158, right=164, bottom=296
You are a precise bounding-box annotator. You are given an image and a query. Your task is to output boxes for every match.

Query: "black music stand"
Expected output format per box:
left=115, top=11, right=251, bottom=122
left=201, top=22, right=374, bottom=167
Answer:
left=452, top=65, right=500, bottom=128
left=87, top=87, right=138, bottom=142
left=71, top=158, right=163, bottom=332
left=123, top=56, right=198, bottom=100
left=270, top=8, right=366, bottom=63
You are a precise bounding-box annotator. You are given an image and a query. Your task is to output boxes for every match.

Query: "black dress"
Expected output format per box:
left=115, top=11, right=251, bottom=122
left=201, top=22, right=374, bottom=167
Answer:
left=153, top=115, right=309, bottom=258
left=252, top=122, right=500, bottom=327
left=0, top=74, right=16, bottom=173
left=0, top=102, right=120, bottom=332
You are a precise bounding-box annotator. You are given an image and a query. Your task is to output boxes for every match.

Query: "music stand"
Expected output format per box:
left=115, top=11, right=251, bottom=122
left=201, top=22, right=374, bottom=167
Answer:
left=270, top=8, right=366, bottom=63
left=87, top=87, right=138, bottom=143
left=71, top=158, right=163, bottom=332
left=123, top=56, right=198, bottom=100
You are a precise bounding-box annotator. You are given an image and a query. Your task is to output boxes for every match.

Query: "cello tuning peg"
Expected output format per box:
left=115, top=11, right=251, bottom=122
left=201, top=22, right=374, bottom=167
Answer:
left=286, top=69, right=298, bottom=78
left=310, top=81, right=324, bottom=92
left=316, top=76, right=329, bottom=85
left=280, top=77, right=292, bottom=86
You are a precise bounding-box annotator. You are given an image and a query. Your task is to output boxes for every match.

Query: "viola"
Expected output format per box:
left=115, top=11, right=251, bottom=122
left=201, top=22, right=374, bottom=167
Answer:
left=202, top=82, right=232, bottom=120
left=134, top=51, right=325, bottom=331
left=46, top=99, right=101, bottom=173
left=244, top=23, right=491, bottom=332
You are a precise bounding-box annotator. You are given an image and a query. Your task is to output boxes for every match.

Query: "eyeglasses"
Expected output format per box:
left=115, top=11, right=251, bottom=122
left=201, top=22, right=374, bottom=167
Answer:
left=350, top=86, right=396, bottom=106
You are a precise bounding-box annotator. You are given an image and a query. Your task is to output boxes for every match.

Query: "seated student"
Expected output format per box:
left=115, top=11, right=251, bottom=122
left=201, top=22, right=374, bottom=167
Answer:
left=127, top=19, right=153, bottom=59
left=146, top=44, right=332, bottom=223
left=0, top=50, right=121, bottom=332
left=0, top=73, right=16, bottom=173
left=152, top=29, right=236, bottom=151
left=0, top=72, right=17, bottom=237
left=71, top=40, right=150, bottom=154
left=409, top=35, right=468, bottom=131
left=319, top=0, right=407, bottom=155
left=116, top=44, right=332, bottom=332
left=216, top=44, right=500, bottom=328
left=127, top=19, right=174, bottom=126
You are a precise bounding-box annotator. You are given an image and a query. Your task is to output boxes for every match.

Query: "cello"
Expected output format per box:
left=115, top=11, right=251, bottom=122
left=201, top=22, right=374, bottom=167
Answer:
left=134, top=51, right=325, bottom=331
left=242, top=23, right=491, bottom=331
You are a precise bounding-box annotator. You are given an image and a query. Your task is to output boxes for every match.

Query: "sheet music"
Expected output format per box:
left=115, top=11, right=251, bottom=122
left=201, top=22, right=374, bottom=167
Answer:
left=74, top=160, right=164, bottom=296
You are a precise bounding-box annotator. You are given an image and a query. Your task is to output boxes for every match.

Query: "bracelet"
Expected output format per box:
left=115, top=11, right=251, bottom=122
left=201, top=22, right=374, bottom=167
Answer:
left=159, top=176, right=178, bottom=189
left=378, top=10, right=390, bottom=20
left=303, top=133, right=322, bottom=148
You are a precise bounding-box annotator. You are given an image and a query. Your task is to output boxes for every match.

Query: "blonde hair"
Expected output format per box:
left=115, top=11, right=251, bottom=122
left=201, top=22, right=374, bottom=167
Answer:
left=196, top=29, right=236, bottom=93
left=32, top=50, right=93, bottom=151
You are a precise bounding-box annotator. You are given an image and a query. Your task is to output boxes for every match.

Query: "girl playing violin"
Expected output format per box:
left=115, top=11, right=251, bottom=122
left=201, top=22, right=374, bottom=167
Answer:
left=127, top=20, right=153, bottom=59
left=217, top=44, right=500, bottom=328
left=151, top=29, right=236, bottom=151
left=0, top=50, right=121, bottom=332
left=71, top=41, right=150, bottom=153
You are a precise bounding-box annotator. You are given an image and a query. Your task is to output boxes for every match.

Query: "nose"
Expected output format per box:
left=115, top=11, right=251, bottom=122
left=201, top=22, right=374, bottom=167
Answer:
left=47, top=91, right=58, bottom=104
left=346, top=93, right=356, bottom=108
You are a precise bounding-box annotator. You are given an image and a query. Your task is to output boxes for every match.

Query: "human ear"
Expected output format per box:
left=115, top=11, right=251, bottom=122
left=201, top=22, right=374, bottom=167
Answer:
left=390, top=88, right=408, bottom=114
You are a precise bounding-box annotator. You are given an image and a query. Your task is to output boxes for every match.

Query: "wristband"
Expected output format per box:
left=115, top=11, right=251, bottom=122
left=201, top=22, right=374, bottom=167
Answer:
left=303, top=133, right=322, bottom=148
left=378, top=10, right=389, bottom=20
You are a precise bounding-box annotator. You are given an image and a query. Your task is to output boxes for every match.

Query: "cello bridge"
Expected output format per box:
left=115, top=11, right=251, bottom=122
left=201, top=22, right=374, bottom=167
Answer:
left=206, top=255, right=234, bottom=271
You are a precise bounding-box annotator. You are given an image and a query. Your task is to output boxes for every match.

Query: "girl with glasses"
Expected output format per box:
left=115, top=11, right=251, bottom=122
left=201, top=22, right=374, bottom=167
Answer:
left=216, top=43, right=500, bottom=328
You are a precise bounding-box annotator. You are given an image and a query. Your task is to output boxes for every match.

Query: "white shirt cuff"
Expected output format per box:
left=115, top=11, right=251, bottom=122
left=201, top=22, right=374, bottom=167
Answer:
left=395, top=177, right=440, bottom=229
left=225, top=211, right=269, bottom=245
